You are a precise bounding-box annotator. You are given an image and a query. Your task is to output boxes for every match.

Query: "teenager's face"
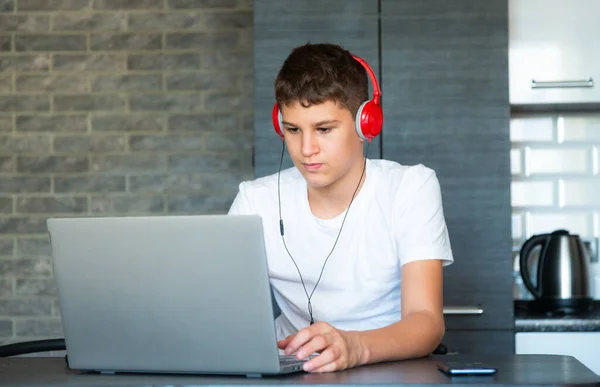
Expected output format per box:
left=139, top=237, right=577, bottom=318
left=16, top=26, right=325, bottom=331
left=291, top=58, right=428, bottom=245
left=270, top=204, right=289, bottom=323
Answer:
left=280, top=100, right=365, bottom=190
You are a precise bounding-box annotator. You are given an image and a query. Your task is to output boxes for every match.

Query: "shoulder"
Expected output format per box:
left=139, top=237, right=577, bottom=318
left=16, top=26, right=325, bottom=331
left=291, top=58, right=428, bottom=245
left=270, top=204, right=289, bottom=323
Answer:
left=238, top=166, right=303, bottom=195
left=234, top=167, right=303, bottom=210
left=369, top=159, right=438, bottom=194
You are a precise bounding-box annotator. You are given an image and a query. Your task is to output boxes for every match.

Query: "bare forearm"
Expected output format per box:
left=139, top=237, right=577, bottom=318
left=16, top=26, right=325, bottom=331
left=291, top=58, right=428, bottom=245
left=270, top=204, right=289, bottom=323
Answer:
left=352, top=311, right=445, bottom=366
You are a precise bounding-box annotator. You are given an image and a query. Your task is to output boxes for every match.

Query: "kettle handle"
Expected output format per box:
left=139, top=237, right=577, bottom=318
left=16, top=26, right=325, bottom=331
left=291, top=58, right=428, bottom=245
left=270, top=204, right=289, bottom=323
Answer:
left=519, top=234, right=549, bottom=299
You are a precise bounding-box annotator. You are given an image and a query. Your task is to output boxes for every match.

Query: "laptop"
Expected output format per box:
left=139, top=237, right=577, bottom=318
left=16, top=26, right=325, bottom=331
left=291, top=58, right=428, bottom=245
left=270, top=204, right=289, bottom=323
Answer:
left=47, top=214, right=308, bottom=377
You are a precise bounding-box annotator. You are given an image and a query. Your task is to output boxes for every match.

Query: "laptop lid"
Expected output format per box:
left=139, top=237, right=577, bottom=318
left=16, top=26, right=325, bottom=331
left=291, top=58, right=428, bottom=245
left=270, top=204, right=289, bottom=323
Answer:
left=47, top=214, right=286, bottom=376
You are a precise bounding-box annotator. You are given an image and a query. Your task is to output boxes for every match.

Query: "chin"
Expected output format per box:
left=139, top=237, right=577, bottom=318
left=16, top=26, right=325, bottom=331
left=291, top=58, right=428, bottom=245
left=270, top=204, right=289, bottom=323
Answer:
left=302, top=173, right=332, bottom=189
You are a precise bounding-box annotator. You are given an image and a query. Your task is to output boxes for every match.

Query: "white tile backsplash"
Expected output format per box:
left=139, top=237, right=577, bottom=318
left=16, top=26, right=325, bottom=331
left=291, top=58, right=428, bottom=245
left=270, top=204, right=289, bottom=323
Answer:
left=526, top=147, right=590, bottom=175
left=526, top=212, right=593, bottom=239
left=511, top=181, right=555, bottom=207
left=510, top=116, right=555, bottom=142
left=590, top=263, right=600, bottom=299
left=511, top=112, right=600, bottom=299
left=561, top=114, right=600, bottom=141
left=511, top=148, right=522, bottom=175
left=563, top=179, right=600, bottom=207
left=512, top=213, right=523, bottom=239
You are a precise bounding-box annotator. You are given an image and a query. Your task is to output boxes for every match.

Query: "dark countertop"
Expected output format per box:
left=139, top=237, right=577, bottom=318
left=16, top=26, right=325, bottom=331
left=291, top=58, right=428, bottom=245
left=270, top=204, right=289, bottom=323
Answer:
left=515, top=300, right=600, bottom=332
left=2, top=354, right=600, bottom=387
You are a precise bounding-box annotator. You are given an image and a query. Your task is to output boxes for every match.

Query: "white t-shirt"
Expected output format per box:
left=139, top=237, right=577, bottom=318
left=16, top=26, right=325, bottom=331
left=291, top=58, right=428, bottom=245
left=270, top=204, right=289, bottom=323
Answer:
left=228, top=159, right=453, bottom=340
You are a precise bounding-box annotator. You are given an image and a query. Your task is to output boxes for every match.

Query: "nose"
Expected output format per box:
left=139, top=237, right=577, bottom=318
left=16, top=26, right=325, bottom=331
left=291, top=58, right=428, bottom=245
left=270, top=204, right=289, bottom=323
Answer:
left=301, top=131, right=319, bottom=157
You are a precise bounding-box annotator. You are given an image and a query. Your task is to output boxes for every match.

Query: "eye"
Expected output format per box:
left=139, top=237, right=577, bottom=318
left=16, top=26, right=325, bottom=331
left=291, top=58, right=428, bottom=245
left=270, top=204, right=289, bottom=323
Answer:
left=317, top=127, right=331, bottom=133
left=285, top=127, right=299, bottom=134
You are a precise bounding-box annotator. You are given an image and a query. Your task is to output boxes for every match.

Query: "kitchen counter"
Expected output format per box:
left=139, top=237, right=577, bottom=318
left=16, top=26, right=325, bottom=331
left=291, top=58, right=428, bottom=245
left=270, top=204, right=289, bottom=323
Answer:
left=515, top=300, right=600, bottom=332
left=2, top=354, right=600, bottom=387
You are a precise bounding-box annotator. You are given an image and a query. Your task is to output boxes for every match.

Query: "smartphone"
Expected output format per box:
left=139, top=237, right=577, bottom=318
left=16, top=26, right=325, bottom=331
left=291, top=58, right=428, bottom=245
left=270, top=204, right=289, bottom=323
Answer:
left=437, top=362, right=498, bottom=376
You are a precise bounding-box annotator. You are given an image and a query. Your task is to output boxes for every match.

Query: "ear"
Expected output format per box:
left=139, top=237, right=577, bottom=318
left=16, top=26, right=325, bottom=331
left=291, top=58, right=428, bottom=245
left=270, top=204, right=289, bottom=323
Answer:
left=356, top=131, right=365, bottom=143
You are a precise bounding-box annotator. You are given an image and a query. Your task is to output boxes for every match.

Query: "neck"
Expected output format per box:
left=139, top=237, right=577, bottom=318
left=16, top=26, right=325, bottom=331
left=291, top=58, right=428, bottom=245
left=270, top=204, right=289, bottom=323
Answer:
left=307, top=156, right=367, bottom=219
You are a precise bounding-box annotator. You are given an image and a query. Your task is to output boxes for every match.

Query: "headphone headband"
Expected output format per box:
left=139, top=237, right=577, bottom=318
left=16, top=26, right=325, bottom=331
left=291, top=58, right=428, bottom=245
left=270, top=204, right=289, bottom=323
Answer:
left=352, top=55, right=381, bottom=105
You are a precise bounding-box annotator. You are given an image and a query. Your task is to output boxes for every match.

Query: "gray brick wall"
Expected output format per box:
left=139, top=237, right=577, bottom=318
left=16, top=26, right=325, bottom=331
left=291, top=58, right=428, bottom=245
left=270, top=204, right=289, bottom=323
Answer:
left=0, top=0, right=253, bottom=350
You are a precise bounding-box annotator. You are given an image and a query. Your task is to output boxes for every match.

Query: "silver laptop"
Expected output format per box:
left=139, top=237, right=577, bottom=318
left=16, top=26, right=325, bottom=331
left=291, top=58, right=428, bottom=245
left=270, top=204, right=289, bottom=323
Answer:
left=47, top=214, right=307, bottom=377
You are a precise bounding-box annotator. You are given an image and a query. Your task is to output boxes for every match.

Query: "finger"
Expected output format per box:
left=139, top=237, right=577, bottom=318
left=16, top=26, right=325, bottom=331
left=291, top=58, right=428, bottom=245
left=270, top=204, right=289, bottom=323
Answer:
left=284, top=328, right=317, bottom=355
left=307, top=362, right=339, bottom=373
left=285, top=323, right=331, bottom=355
left=303, top=348, right=340, bottom=373
left=277, top=335, right=295, bottom=349
left=296, top=334, right=331, bottom=359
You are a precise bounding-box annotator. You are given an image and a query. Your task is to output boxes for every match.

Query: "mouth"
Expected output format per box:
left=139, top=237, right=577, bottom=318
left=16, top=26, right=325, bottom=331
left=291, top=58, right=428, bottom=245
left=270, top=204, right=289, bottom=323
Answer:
left=303, top=163, right=323, bottom=171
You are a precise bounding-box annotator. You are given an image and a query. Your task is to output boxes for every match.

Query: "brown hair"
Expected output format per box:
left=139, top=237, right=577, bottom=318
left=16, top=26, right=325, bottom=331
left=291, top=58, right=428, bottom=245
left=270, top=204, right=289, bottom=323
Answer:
left=274, top=43, right=369, bottom=117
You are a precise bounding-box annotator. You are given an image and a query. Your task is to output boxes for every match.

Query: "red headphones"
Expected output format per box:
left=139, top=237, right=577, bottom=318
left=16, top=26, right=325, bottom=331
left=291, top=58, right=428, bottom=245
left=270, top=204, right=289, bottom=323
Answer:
left=271, top=55, right=383, bottom=143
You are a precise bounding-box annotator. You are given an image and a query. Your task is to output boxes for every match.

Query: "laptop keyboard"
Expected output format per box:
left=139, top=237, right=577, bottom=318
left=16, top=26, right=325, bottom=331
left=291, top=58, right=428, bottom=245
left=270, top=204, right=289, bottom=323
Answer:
left=279, top=355, right=311, bottom=365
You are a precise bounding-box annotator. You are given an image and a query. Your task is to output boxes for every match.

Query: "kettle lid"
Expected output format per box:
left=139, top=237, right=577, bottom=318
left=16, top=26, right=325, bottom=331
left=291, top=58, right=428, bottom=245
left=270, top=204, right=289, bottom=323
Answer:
left=551, top=229, right=571, bottom=236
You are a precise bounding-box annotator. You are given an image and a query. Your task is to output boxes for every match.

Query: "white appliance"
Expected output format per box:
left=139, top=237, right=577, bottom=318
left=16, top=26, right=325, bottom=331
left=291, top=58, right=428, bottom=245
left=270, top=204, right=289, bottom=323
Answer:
left=516, top=332, right=600, bottom=375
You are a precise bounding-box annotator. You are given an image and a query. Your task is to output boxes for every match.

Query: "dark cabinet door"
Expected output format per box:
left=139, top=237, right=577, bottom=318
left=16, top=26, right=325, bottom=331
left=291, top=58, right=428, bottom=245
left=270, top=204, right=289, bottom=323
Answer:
left=253, top=0, right=381, bottom=179
left=442, top=330, right=515, bottom=355
left=381, top=0, right=514, bottom=331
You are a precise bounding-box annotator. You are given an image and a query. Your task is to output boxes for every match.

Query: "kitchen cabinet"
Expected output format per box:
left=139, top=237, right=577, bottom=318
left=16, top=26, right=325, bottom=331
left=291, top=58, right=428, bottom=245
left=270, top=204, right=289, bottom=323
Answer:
left=509, top=0, right=600, bottom=105
left=516, top=332, right=600, bottom=375
left=253, top=0, right=381, bottom=179
left=443, top=330, right=514, bottom=355
left=381, top=0, right=513, bottom=352
left=254, top=0, right=513, bottom=353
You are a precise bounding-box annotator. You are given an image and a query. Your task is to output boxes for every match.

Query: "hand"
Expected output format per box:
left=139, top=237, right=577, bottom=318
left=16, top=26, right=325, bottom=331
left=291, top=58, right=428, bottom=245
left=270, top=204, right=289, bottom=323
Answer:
left=276, top=321, right=365, bottom=373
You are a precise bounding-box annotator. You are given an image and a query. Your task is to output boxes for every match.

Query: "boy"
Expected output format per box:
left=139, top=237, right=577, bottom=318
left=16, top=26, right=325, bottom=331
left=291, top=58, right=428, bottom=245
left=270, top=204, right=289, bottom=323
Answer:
left=228, top=43, right=453, bottom=373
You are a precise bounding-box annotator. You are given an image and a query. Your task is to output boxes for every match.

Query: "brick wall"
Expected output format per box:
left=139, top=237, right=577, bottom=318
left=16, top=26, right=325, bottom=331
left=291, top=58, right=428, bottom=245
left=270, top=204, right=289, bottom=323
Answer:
left=0, top=0, right=253, bottom=347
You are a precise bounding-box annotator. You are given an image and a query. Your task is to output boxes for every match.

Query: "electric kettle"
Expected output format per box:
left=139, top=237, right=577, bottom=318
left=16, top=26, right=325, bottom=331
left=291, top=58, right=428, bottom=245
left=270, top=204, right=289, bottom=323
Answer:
left=519, top=229, right=593, bottom=314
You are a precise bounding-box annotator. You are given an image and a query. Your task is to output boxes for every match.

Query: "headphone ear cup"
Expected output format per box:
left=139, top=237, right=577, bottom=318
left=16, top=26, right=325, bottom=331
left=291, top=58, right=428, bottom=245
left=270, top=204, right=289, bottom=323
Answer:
left=355, top=100, right=383, bottom=141
left=272, top=103, right=284, bottom=139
